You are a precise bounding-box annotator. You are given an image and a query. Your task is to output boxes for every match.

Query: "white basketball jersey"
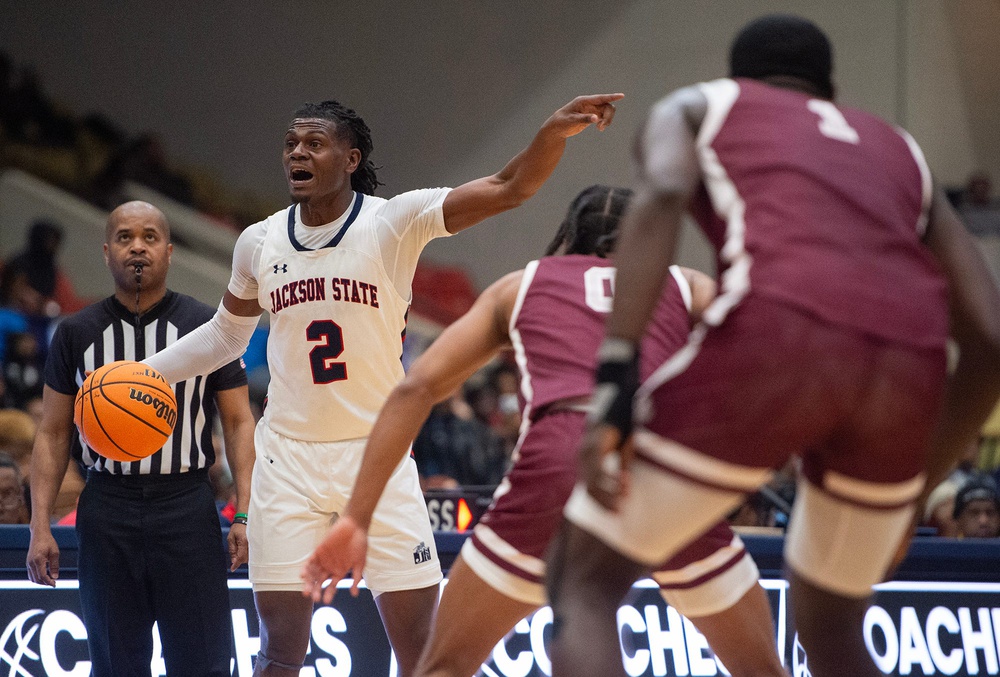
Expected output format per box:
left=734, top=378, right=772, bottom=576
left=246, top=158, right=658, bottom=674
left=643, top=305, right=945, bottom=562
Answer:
left=253, top=189, right=449, bottom=441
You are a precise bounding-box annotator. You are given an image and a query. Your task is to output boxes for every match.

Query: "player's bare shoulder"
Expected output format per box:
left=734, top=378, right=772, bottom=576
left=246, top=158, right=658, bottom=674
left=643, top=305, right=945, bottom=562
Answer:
left=482, top=269, right=525, bottom=335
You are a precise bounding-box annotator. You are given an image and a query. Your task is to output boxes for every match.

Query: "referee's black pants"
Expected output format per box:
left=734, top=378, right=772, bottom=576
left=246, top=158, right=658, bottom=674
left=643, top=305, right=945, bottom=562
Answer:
left=77, top=469, right=233, bottom=677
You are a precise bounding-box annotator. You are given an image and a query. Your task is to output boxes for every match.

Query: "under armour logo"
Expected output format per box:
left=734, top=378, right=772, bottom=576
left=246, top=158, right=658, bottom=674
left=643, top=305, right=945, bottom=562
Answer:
left=273, top=264, right=288, bottom=274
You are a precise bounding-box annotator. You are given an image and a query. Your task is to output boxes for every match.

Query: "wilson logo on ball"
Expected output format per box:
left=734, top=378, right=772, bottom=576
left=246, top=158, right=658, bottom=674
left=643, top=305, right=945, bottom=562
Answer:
left=127, top=388, right=178, bottom=427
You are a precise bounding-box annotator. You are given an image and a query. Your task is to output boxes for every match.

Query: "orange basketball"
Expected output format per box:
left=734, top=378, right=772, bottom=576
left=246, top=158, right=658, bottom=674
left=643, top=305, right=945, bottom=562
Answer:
left=73, top=361, right=178, bottom=462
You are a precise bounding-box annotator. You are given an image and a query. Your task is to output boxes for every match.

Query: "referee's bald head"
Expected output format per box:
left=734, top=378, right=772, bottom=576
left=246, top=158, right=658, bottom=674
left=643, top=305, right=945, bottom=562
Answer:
left=106, top=201, right=170, bottom=242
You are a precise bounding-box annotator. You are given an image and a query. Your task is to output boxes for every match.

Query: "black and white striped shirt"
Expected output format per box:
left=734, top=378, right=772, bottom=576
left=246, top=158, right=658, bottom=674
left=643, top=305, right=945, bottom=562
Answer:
left=45, top=291, right=247, bottom=475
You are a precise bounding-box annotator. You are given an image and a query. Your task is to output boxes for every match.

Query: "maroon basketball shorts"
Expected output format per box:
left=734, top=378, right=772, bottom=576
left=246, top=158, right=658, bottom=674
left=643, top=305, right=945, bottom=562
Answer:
left=463, top=410, right=759, bottom=616
left=642, top=296, right=946, bottom=487
left=566, top=296, right=946, bottom=598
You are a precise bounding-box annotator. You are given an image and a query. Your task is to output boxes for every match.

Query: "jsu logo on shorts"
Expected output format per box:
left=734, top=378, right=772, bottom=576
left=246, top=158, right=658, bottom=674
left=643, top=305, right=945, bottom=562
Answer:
left=412, top=542, right=431, bottom=565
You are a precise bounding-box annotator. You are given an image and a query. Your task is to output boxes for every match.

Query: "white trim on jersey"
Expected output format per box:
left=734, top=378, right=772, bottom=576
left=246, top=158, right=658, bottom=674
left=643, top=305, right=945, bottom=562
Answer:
left=650, top=533, right=746, bottom=586
left=633, top=428, right=772, bottom=492
left=695, top=78, right=740, bottom=149
left=473, top=523, right=546, bottom=577
left=658, top=551, right=761, bottom=620
left=695, top=78, right=753, bottom=330
left=496, top=258, right=542, bottom=503
left=460, top=536, right=544, bottom=606
left=635, top=323, right=705, bottom=425
left=823, top=469, right=925, bottom=507
left=897, top=129, right=934, bottom=238
left=509, top=259, right=540, bottom=420
left=634, top=268, right=698, bottom=422
left=668, top=264, right=692, bottom=313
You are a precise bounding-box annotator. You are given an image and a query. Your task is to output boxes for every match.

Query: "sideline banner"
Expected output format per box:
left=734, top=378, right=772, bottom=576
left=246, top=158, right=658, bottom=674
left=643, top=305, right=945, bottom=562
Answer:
left=3, top=579, right=1000, bottom=676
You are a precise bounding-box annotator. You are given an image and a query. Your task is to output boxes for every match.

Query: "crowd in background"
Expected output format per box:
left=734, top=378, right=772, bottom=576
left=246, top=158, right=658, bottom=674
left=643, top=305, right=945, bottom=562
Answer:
left=2, top=49, right=1000, bottom=540
left=0, top=50, right=279, bottom=233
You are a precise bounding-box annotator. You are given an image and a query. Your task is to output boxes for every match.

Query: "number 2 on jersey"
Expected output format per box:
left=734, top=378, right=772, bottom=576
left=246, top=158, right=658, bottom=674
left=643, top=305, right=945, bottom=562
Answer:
left=306, top=320, right=348, bottom=384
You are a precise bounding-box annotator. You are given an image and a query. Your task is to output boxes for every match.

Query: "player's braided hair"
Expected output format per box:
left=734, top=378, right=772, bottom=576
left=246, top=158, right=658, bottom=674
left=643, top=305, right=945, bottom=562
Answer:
left=292, top=100, right=383, bottom=195
left=544, top=185, right=633, bottom=258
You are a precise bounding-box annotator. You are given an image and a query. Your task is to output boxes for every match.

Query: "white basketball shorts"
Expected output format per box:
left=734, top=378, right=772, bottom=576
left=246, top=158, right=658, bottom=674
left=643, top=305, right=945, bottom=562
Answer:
left=248, top=421, right=442, bottom=595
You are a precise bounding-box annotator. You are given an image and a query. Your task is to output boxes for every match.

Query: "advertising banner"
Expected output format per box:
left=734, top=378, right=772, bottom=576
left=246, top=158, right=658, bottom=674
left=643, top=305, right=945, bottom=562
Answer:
left=3, top=579, right=1000, bottom=676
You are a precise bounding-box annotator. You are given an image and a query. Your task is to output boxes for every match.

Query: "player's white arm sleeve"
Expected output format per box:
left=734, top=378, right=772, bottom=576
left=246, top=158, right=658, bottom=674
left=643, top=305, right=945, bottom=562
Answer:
left=143, top=302, right=260, bottom=384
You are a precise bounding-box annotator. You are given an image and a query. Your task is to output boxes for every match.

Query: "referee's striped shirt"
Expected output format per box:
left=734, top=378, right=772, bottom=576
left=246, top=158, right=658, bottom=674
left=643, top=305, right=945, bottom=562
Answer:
left=44, top=290, right=247, bottom=475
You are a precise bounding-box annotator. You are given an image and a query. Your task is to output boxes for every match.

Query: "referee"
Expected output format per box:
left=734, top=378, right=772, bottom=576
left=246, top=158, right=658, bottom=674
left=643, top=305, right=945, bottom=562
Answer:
left=26, top=201, right=256, bottom=677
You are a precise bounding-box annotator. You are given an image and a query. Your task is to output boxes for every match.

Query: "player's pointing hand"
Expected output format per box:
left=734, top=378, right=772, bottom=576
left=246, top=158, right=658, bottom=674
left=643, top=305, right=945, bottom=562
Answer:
left=301, top=515, right=369, bottom=603
left=546, top=93, right=624, bottom=137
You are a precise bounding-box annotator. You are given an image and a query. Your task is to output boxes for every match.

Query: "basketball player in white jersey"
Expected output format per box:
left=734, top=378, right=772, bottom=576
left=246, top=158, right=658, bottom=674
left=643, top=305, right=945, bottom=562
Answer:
left=144, top=94, right=623, bottom=676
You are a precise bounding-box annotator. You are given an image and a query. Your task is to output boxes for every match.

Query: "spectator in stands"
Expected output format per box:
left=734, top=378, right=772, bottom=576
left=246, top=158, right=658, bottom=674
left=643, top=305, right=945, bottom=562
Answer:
left=0, top=407, right=83, bottom=521
left=0, top=452, right=29, bottom=525
left=0, top=263, right=45, bottom=319
left=923, top=438, right=982, bottom=537
left=412, top=391, right=508, bottom=488
left=0, top=374, right=10, bottom=409
left=958, top=171, right=1000, bottom=237
left=0, top=251, right=56, bottom=362
left=0, top=300, right=29, bottom=371
left=2, top=333, right=44, bottom=409
left=0, top=52, right=14, bottom=137
left=3, top=220, right=88, bottom=316
left=468, top=362, right=522, bottom=457
left=76, top=114, right=127, bottom=196
left=4, top=220, right=63, bottom=303
left=953, top=474, right=1000, bottom=539
left=93, top=133, right=195, bottom=209
left=0, top=408, right=34, bottom=484
left=4, top=65, right=75, bottom=147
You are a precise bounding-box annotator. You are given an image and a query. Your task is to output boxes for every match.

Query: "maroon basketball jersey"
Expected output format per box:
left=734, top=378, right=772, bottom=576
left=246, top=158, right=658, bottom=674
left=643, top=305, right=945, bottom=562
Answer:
left=689, top=78, right=947, bottom=349
left=511, top=255, right=691, bottom=414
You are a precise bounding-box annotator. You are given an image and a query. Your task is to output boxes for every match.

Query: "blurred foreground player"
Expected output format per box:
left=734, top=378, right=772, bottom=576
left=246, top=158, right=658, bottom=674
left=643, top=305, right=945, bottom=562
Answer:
left=302, top=185, right=787, bottom=677
left=26, top=201, right=255, bottom=677
left=547, top=15, right=1000, bottom=677
left=143, top=95, right=622, bottom=676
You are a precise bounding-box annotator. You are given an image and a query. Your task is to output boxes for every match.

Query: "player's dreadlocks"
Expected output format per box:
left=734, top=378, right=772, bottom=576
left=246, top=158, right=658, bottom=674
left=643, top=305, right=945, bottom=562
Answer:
left=544, top=185, right=633, bottom=258
left=292, top=100, right=383, bottom=195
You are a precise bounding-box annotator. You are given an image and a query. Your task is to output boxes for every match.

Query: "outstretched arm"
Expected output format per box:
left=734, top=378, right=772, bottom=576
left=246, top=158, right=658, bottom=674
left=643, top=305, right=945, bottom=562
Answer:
left=144, top=292, right=262, bottom=384
left=145, top=223, right=264, bottom=384
left=302, top=271, right=522, bottom=601
left=442, top=94, right=624, bottom=234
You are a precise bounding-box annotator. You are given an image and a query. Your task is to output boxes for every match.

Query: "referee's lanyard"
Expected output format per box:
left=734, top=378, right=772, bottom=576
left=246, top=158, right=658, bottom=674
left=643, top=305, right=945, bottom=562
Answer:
left=133, top=264, right=144, bottom=352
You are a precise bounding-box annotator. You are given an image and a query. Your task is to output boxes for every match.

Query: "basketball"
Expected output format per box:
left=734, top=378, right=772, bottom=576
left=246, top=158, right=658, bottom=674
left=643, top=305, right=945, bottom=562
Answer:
left=74, top=360, right=178, bottom=462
